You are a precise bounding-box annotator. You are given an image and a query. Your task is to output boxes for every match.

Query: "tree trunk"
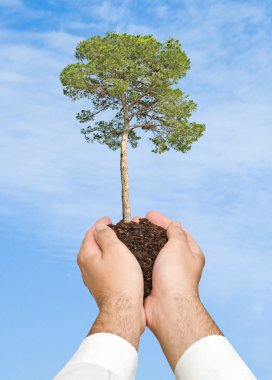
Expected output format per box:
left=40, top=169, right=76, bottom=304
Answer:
left=120, top=131, right=131, bottom=222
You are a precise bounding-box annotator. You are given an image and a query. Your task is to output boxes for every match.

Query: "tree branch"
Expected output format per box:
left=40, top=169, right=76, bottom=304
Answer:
left=92, top=104, right=112, bottom=117
left=128, top=99, right=158, bottom=121
left=127, top=89, right=151, bottom=111
left=129, top=123, right=162, bottom=131
left=84, top=79, right=109, bottom=95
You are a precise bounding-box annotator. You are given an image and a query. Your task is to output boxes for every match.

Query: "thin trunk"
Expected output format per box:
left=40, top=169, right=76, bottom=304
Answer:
left=120, top=94, right=131, bottom=222
left=120, top=130, right=131, bottom=222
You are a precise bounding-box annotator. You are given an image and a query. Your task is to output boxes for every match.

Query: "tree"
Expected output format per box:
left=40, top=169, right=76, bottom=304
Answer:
left=60, top=32, right=205, bottom=223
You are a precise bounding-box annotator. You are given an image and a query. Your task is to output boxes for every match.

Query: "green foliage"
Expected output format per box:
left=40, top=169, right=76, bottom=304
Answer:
left=60, top=32, right=205, bottom=152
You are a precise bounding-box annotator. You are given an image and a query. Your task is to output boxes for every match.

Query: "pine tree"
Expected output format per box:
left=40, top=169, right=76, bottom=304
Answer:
left=60, top=32, right=205, bottom=222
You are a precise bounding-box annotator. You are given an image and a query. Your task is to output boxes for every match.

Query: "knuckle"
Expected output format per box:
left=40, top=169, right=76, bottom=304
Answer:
left=77, top=251, right=85, bottom=266
left=97, top=228, right=118, bottom=249
left=174, top=227, right=187, bottom=242
left=198, top=251, right=206, bottom=266
left=173, top=224, right=184, bottom=233
left=96, top=227, right=109, bottom=240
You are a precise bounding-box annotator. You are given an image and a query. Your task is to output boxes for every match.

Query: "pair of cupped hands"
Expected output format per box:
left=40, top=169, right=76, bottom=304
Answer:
left=77, top=210, right=207, bottom=370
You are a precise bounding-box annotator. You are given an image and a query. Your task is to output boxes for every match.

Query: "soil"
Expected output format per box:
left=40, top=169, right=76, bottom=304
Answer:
left=108, top=218, right=168, bottom=298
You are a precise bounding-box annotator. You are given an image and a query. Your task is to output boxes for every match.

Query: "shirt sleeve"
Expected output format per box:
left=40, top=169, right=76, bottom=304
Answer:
left=174, top=335, right=257, bottom=380
left=53, top=333, right=138, bottom=380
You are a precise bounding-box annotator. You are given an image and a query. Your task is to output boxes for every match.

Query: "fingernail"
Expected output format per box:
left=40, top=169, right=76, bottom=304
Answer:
left=173, top=221, right=182, bottom=227
left=95, top=222, right=107, bottom=232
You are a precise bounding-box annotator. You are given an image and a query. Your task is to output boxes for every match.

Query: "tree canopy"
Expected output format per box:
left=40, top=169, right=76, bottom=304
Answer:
left=60, top=32, right=205, bottom=153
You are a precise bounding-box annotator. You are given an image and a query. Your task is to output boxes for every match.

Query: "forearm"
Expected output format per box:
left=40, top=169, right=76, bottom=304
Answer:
left=151, top=294, right=223, bottom=370
left=89, top=296, right=144, bottom=350
left=54, top=297, right=142, bottom=380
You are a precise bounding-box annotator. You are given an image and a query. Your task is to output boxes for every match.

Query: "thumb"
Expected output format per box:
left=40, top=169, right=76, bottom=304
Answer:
left=94, top=221, right=121, bottom=253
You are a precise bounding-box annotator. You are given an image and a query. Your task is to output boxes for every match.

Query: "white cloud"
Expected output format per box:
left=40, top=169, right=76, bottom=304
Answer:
left=0, top=4, right=271, bottom=379
left=90, top=0, right=130, bottom=23
left=0, top=2, right=271, bottom=315
left=118, top=22, right=156, bottom=35
left=0, top=0, right=23, bottom=7
left=154, top=4, right=168, bottom=18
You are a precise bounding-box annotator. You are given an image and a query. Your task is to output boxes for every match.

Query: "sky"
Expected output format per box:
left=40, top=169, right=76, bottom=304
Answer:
left=0, top=0, right=271, bottom=378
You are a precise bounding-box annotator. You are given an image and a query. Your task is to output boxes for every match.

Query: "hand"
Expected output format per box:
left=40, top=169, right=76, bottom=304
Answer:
left=143, top=211, right=222, bottom=369
left=144, top=210, right=205, bottom=302
left=77, top=216, right=146, bottom=349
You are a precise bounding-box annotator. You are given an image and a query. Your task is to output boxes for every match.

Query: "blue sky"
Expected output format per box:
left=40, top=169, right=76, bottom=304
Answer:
left=0, top=0, right=271, bottom=378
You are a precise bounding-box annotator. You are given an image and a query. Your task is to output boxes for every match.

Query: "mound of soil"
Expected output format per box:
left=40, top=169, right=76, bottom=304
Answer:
left=108, top=218, right=167, bottom=298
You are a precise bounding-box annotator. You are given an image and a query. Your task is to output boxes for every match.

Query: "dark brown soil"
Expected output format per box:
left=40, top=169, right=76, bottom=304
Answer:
left=108, top=218, right=168, bottom=298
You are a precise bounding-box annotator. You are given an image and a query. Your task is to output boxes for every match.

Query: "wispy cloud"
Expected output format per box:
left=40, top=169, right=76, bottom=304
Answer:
left=89, top=0, right=131, bottom=23
left=0, top=0, right=23, bottom=8
left=0, top=1, right=270, bottom=278
left=1, top=1, right=271, bottom=378
left=153, top=4, right=169, bottom=18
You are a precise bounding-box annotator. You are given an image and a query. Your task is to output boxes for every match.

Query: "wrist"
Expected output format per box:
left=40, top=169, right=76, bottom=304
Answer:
left=149, top=292, right=201, bottom=334
left=89, top=296, right=145, bottom=350
left=149, top=294, right=223, bottom=370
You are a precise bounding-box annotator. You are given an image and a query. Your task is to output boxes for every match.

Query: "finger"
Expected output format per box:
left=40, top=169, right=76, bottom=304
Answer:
left=94, top=220, right=124, bottom=255
left=132, top=216, right=141, bottom=223
left=81, top=216, right=112, bottom=254
left=184, top=230, right=206, bottom=267
left=164, top=222, right=189, bottom=250
left=183, top=228, right=204, bottom=256
left=145, top=210, right=173, bottom=229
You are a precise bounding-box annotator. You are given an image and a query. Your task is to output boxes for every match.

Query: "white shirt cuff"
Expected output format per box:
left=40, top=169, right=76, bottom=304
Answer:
left=55, top=333, right=138, bottom=380
left=174, top=335, right=257, bottom=380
